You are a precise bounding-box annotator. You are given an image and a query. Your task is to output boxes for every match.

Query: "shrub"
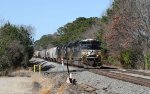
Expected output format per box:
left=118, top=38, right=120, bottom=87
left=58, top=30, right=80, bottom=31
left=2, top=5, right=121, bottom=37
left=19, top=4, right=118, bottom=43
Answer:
left=107, top=56, right=116, bottom=64
left=120, top=50, right=132, bottom=68
left=144, top=53, right=150, bottom=69
left=0, top=23, right=34, bottom=72
left=120, top=49, right=142, bottom=69
left=101, top=16, right=108, bottom=24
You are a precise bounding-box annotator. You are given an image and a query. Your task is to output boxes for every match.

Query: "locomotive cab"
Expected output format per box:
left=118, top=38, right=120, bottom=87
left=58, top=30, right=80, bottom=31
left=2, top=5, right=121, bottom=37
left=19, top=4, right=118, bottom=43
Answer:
left=80, top=39, right=101, bottom=66
left=67, top=39, right=102, bottom=67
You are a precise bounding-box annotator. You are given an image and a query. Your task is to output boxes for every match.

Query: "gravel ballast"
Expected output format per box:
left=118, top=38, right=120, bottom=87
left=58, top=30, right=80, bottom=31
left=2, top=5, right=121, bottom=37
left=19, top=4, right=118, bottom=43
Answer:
left=30, top=58, right=150, bottom=94
left=73, top=71, right=150, bottom=94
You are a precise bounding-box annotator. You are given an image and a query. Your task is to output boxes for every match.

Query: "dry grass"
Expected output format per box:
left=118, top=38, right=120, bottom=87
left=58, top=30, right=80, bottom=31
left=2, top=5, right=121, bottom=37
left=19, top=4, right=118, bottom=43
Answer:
left=56, top=83, right=67, bottom=94
left=32, top=73, right=59, bottom=94
left=39, top=78, right=56, bottom=94
left=32, top=73, right=44, bottom=83
left=40, top=86, right=51, bottom=94
left=8, top=69, right=33, bottom=77
left=32, top=73, right=44, bottom=94
left=31, top=72, right=70, bottom=94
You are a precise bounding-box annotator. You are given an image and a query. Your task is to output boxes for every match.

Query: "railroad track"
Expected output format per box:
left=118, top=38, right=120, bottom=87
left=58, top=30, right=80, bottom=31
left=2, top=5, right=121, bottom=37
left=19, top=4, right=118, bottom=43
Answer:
left=49, top=59, right=150, bottom=87
left=30, top=58, right=150, bottom=87
left=117, top=69, right=150, bottom=77
left=89, top=69, right=150, bottom=88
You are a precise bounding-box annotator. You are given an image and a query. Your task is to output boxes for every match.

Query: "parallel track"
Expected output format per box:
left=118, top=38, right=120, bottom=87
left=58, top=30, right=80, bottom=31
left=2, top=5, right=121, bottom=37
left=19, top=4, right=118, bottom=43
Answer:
left=89, top=69, right=150, bottom=88
left=118, top=69, right=150, bottom=77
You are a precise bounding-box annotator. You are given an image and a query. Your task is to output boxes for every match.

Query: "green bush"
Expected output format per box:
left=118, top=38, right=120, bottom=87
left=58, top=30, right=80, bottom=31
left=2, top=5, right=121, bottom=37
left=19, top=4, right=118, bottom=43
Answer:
left=120, top=49, right=142, bottom=69
left=108, top=56, right=116, bottom=64
left=144, top=53, right=150, bottom=69
left=0, top=23, right=34, bottom=72
left=120, top=50, right=132, bottom=68
left=101, top=16, right=108, bottom=24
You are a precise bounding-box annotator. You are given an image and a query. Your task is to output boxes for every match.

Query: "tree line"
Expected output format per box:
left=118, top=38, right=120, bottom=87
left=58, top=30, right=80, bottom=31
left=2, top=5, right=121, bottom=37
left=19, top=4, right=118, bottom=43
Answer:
left=99, top=0, right=150, bottom=69
left=0, top=22, right=34, bottom=74
left=34, top=17, right=99, bottom=50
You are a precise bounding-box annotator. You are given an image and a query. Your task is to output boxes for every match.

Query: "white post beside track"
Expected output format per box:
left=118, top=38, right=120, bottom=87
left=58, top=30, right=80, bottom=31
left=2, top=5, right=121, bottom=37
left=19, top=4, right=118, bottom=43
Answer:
left=61, top=57, right=64, bottom=71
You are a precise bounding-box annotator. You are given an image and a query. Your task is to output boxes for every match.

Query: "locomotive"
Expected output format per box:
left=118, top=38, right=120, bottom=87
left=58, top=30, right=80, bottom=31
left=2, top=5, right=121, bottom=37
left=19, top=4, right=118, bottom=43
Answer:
left=34, top=38, right=102, bottom=67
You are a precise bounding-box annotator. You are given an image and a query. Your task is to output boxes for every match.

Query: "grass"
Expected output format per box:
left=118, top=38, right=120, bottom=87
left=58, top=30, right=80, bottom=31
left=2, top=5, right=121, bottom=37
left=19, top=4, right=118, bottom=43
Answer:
left=56, top=83, right=67, bottom=94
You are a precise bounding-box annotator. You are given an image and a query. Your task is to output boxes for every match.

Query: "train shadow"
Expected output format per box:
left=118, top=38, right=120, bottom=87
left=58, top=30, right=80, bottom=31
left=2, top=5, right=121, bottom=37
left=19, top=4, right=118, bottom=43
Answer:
left=42, top=65, right=119, bottom=75
left=43, top=69, right=86, bottom=74
left=100, top=66, right=118, bottom=69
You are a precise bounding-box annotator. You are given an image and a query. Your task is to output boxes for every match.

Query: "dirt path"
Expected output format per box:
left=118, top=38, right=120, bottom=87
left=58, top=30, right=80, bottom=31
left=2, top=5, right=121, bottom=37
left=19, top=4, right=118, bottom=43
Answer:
left=0, top=77, right=32, bottom=94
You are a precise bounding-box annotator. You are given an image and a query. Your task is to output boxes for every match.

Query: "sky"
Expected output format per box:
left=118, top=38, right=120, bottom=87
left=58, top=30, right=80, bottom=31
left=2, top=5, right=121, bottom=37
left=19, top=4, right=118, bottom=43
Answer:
left=0, top=0, right=112, bottom=40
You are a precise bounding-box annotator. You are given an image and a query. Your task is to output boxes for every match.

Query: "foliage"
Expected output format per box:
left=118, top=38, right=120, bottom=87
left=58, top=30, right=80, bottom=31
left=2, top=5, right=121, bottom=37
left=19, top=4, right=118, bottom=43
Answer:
left=120, top=49, right=144, bottom=69
left=111, top=0, right=120, bottom=12
left=54, top=17, right=98, bottom=45
left=101, top=16, right=108, bottom=24
left=100, top=0, right=120, bottom=24
left=34, top=34, right=54, bottom=50
left=35, top=17, right=99, bottom=50
left=144, top=52, right=150, bottom=69
left=106, top=8, right=113, bottom=17
left=0, top=23, right=34, bottom=71
left=107, top=56, right=116, bottom=65
left=120, top=50, right=133, bottom=68
left=98, top=0, right=150, bottom=69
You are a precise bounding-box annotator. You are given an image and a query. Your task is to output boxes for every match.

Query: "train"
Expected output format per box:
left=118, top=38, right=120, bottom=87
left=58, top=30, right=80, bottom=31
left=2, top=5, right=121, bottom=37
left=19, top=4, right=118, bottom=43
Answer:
left=34, top=38, right=102, bottom=67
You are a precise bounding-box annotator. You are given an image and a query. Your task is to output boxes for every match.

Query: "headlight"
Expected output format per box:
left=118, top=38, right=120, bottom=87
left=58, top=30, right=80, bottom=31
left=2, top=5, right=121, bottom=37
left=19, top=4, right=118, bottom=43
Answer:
left=97, top=55, right=99, bottom=57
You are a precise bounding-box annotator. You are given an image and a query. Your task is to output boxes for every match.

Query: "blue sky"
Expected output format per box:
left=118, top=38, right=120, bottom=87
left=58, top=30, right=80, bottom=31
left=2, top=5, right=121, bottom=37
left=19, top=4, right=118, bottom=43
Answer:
left=0, top=0, right=112, bottom=40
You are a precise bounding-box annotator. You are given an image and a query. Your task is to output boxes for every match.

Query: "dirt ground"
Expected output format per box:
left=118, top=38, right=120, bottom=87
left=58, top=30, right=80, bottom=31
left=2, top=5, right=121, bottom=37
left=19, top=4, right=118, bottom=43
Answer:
left=0, top=69, right=97, bottom=94
left=0, top=70, right=35, bottom=94
left=0, top=77, right=33, bottom=94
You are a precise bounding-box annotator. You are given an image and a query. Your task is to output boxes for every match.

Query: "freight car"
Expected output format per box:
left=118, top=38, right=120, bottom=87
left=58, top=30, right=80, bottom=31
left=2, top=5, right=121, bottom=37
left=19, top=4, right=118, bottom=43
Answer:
left=46, top=47, right=58, bottom=62
left=33, top=51, right=40, bottom=58
left=40, top=50, right=46, bottom=59
left=34, top=38, right=102, bottom=67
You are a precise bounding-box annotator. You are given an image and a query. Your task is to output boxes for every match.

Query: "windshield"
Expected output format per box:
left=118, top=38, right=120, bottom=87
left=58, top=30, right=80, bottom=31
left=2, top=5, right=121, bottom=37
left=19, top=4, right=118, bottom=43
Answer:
left=81, top=41, right=101, bottom=50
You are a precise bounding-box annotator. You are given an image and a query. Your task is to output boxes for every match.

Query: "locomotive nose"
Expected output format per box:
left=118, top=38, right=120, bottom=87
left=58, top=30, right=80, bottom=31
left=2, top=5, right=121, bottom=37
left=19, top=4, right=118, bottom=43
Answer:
left=88, top=50, right=95, bottom=55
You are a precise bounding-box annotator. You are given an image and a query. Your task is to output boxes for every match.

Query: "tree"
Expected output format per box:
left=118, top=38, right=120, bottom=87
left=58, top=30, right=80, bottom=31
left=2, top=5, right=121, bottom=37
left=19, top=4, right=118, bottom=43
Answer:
left=55, top=17, right=99, bottom=45
left=34, top=17, right=99, bottom=49
left=34, top=34, right=54, bottom=50
left=0, top=23, right=34, bottom=72
left=100, top=0, right=150, bottom=69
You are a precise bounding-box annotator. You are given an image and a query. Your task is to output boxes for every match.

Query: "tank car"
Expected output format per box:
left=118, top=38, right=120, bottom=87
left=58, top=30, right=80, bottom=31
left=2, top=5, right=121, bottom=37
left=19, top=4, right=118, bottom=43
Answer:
left=40, top=50, right=46, bottom=59
left=45, top=47, right=60, bottom=62
left=51, top=47, right=57, bottom=62
left=45, top=49, right=50, bottom=60
left=33, top=51, right=40, bottom=58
